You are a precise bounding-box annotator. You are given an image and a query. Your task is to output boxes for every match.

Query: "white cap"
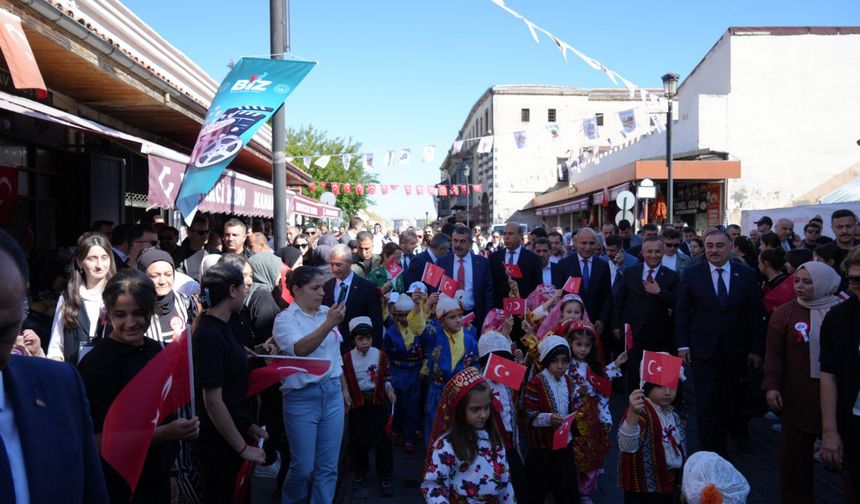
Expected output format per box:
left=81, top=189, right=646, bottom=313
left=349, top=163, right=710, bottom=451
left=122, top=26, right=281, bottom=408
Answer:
left=435, top=295, right=462, bottom=319
left=394, top=295, right=415, bottom=312
left=388, top=292, right=400, bottom=305
left=478, top=331, right=511, bottom=358
left=538, top=335, right=570, bottom=363
left=682, top=452, right=750, bottom=504
left=348, top=316, right=373, bottom=334
left=407, top=281, right=427, bottom=294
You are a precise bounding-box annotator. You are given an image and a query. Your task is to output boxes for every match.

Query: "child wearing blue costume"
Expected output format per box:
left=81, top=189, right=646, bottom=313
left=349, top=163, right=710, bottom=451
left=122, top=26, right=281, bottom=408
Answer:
left=382, top=289, right=430, bottom=453
left=421, top=293, right=478, bottom=446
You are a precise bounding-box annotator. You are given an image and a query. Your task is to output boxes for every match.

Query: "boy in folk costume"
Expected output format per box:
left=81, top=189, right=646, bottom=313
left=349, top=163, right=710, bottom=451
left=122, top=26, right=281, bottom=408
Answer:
left=523, top=335, right=581, bottom=504
left=618, top=352, right=687, bottom=503
left=477, top=330, right=526, bottom=501
left=382, top=290, right=429, bottom=453
left=343, top=316, right=397, bottom=491
left=422, top=294, right=479, bottom=446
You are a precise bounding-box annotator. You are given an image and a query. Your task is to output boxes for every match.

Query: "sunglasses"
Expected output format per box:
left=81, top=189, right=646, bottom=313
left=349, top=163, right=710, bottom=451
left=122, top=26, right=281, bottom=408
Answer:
left=847, top=275, right=860, bottom=284
left=664, top=242, right=679, bottom=248
left=296, top=243, right=309, bottom=248
left=306, top=230, right=318, bottom=235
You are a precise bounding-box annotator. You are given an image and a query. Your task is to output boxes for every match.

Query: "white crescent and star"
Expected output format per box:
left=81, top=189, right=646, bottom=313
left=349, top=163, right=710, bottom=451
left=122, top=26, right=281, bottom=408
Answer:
left=492, top=364, right=511, bottom=377
left=646, top=359, right=658, bottom=375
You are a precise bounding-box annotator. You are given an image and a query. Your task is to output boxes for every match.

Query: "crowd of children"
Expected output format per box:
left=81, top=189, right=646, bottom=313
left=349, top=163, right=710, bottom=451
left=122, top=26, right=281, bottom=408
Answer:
left=339, top=279, right=750, bottom=503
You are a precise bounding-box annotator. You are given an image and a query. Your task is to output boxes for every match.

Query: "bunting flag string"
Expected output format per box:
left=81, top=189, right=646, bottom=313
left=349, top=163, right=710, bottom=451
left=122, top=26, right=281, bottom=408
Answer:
left=306, top=182, right=484, bottom=198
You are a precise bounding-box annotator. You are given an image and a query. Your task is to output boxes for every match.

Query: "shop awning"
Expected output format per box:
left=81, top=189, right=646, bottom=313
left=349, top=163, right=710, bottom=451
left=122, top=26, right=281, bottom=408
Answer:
left=535, top=197, right=589, bottom=217
left=591, top=183, right=630, bottom=206
left=290, top=192, right=342, bottom=219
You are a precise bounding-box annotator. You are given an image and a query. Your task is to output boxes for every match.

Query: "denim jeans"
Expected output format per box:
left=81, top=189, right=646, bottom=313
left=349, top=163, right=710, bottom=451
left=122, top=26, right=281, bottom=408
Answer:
left=281, top=377, right=344, bottom=504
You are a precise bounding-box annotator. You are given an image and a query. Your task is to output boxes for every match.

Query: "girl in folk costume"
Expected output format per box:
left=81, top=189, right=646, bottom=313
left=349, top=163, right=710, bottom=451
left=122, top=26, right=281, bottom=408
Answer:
left=421, top=367, right=515, bottom=503
left=618, top=354, right=687, bottom=504
left=523, top=336, right=581, bottom=504
left=422, top=294, right=479, bottom=446
left=563, top=320, right=627, bottom=502
left=383, top=289, right=430, bottom=453
left=342, top=316, right=397, bottom=491
left=477, top=331, right=526, bottom=501
left=524, top=294, right=588, bottom=373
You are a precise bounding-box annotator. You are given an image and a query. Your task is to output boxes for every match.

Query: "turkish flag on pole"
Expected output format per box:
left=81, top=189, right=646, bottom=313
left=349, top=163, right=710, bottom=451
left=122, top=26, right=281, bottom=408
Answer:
left=624, top=323, right=633, bottom=351
left=422, top=262, right=445, bottom=287
left=101, top=330, right=193, bottom=493
left=462, top=312, right=476, bottom=327
left=563, top=276, right=582, bottom=294
left=385, top=255, right=404, bottom=280
left=483, top=353, right=527, bottom=391
left=439, top=275, right=457, bottom=298
left=234, top=436, right=265, bottom=503
left=641, top=351, right=683, bottom=388
left=246, top=356, right=331, bottom=397
left=552, top=413, right=576, bottom=450
left=503, top=297, right=526, bottom=317
left=586, top=368, right=612, bottom=397
left=503, top=263, right=523, bottom=279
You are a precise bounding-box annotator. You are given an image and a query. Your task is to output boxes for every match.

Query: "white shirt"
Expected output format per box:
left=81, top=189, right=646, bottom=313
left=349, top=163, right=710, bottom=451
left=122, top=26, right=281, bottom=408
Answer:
left=608, top=260, right=620, bottom=287
left=533, top=369, right=570, bottom=428
left=334, top=271, right=355, bottom=304
left=453, top=253, right=475, bottom=310
left=488, top=380, right=515, bottom=434
left=549, top=254, right=562, bottom=264
left=642, top=265, right=661, bottom=282
left=661, top=253, right=678, bottom=271
left=273, top=303, right=344, bottom=390
left=47, top=287, right=106, bottom=361
left=708, top=261, right=732, bottom=296
left=350, top=347, right=381, bottom=391
left=541, top=264, right=553, bottom=286
left=504, top=245, right=523, bottom=264
left=0, top=371, right=30, bottom=504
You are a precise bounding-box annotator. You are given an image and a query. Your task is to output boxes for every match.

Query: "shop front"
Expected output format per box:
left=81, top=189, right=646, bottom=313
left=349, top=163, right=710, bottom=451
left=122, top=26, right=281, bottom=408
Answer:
left=534, top=196, right=590, bottom=230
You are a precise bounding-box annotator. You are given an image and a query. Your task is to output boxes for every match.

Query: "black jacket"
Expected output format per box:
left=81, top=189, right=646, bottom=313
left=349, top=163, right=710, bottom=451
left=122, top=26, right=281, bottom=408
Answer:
left=489, top=246, right=542, bottom=308
left=323, top=275, right=384, bottom=351
left=552, top=254, right=613, bottom=328
left=614, top=264, right=679, bottom=351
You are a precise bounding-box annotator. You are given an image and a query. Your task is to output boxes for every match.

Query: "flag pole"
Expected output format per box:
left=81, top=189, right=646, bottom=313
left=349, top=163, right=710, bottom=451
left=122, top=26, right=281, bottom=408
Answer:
left=186, top=329, right=196, bottom=418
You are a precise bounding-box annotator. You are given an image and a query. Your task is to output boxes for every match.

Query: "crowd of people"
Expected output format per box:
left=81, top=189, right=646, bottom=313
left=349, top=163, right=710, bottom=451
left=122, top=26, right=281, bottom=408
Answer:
left=1, top=207, right=859, bottom=503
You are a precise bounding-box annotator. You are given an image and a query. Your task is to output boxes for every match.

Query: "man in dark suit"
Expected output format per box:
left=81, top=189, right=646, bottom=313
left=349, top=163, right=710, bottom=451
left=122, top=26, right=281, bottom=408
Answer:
left=438, top=226, right=494, bottom=330
left=532, top=237, right=560, bottom=287
left=601, top=234, right=638, bottom=297
left=614, top=237, right=679, bottom=392
left=489, top=222, right=542, bottom=308
left=398, top=229, right=419, bottom=272
left=404, top=233, right=451, bottom=289
left=675, top=229, right=764, bottom=455
left=554, top=227, right=612, bottom=338
left=323, top=244, right=384, bottom=351
left=0, top=230, right=109, bottom=503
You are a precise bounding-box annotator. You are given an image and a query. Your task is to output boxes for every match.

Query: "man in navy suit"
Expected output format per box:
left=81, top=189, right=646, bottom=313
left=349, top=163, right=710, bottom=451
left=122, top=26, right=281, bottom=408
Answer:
left=438, top=226, right=494, bottom=330
left=0, top=230, right=109, bottom=503
left=601, top=234, right=638, bottom=295
left=489, top=222, right=542, bottom=308
left=323, top=244, right=384, bottom=351
left=554, top=228, right=612, bottom=339
left=675, top=229, right=764, bottom=455
left=404, top=233, right=451, bottom=289
left=614, top=237, right=679, bottom=392
left=532, top=238, right=561, bottom=286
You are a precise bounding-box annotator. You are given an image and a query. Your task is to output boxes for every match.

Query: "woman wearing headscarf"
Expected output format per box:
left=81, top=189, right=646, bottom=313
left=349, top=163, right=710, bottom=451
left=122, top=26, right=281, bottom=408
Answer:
left=246, top=252, right=284, bottom=343
left=137, top=249, right=198, bottom=345
left=275, top=246, right=302, bottom=307
left=762, top=261, right=843, bottom=504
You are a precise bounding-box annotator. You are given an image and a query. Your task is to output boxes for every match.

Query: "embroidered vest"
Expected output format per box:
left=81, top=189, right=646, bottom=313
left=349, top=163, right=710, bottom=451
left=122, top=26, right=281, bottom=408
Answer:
left=343, top=350, right=389, bottom=408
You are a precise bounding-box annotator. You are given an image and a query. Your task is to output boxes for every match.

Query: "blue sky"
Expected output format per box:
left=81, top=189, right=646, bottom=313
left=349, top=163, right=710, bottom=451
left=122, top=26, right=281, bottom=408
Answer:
left=123, top=0, right=859, bottom=221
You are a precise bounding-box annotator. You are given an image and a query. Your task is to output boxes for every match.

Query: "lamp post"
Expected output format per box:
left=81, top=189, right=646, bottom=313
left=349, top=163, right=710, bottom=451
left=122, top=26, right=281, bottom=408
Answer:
left=271, top=0, right=290, bottom=249
left=662, top=72, right=679, bottom=225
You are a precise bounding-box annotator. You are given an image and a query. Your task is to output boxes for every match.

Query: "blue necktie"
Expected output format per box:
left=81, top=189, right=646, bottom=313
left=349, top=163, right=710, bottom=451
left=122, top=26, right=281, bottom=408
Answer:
left=581, top=258, right=590, bottom=292
left=337, top=282, right=348, bottom=304
left=716, top=268, right=729, bottom=309
left=0, top=431, right=15, bottom=504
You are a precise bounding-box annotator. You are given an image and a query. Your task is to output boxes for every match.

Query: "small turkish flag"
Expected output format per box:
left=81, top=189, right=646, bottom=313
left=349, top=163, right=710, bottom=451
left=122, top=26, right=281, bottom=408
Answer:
left=483, top=353, right=527, bottom=391
left=331, top=182, right=341, bottom=195
left=641, top=351, right=683, bottom=389
left=439, top=275, right=457, bottom=298
left=462, top=312, right=476, bottom=326
left=587, top=368, right=612, bottom=397
left=504, top=263, right=523, bottom=279
left=552, top=413, right=576, bottom=450
left=246, top=356, right=331, bottom=397
left=503, top=297, right=526, bottom=317
left=563, top=276, right=582, bottom=294
left=422, top=262, right=445, bottom=287
left=234, top=460, right=254, bottom=503
left=386, top=256, right=404, bottom=280
left=384, top=404, right=395, bottom=440
left=624, top=323, right=633, bottom=351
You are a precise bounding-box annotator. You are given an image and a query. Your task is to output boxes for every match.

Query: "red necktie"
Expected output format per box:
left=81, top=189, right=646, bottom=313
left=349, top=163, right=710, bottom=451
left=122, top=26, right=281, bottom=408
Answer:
left=647, top=269, right=654, bottom=282
left=457, top=258, right=465, bottom=290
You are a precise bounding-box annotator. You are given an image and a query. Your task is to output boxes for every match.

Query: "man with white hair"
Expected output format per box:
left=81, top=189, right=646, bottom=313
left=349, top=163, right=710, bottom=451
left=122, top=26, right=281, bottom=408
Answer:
left=775, top=218, right=796, bottom=251
left=554, top=227, right=612, bottom=340
left=322, top=244, right=384, bottom=350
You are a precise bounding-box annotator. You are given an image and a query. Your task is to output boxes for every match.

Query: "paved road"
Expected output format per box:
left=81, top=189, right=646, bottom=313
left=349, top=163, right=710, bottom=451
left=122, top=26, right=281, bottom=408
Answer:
left=252, top=377, right=847, bottom=503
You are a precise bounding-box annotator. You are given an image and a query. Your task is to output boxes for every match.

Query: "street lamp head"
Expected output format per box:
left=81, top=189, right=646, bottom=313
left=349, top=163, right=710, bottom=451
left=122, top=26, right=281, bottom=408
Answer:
left=661, top=73, right=680, bottom=98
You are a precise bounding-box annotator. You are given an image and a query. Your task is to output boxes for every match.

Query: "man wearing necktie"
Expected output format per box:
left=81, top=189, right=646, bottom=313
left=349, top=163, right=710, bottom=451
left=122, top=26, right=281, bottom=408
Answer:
left=323, top=244, right=384, bottom=352
left=675, top=229, right=764, bottom=456
left=554, top=228, right=612, bottom=344
left=438, top=226, right=493, bottom=330
left=398, top=230, right=418, bottom=271
left=489, top=222, right=541, bottom=309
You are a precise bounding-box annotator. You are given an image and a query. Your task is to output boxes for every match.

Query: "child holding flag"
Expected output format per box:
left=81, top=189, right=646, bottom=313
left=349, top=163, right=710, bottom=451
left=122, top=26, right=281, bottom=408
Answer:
left=523, top=335, right=580, bottom=503
left=342, top=316, right=397, bottom=492
left=421, top=294, right=479, bottom=446
left=421, top=367, right=515, bottom=503
left=618, top=351, right=686, bottom=503
left=382, top=289, right=429, bottom=454
left=478, top=330, right=527, bottom=501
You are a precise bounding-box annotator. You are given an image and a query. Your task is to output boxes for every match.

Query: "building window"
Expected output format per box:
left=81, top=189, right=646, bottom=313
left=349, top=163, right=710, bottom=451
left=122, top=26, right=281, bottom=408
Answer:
left=484, top=110, right=489, bottom=133
left=548, top=108, right=556, bottom=122
left=521, top=108, right=530, bottom=122
left=596, top=113, right=604, bottom=126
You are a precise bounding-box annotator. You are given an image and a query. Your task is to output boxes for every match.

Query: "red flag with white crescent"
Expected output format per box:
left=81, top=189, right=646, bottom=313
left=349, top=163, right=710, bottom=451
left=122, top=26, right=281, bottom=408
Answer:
left=503, top=297, right=526, bottom=317
left=483, top=353, right=527, bottom=390
left=246, top=356, right=331, bottom=397
left=641, top=351, right=682, bottom=389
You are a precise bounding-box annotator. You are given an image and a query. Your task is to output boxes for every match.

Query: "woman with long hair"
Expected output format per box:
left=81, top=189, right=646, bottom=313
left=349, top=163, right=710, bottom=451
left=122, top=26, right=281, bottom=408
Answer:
left=48, top=232, right=116, bottom=362
left=733, top=235, right=758, bottom=270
